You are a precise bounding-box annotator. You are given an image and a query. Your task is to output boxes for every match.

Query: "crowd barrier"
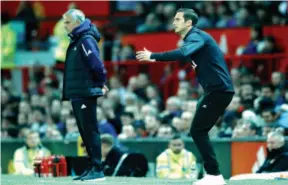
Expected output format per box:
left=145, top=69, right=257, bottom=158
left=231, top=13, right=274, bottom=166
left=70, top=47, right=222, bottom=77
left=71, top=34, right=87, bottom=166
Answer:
left=2, top=138, right=288, bottom=178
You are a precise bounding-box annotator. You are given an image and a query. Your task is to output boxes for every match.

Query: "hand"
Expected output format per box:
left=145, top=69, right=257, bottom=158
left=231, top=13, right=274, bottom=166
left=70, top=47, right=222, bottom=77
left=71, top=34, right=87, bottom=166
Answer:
left=136, top=48, right=156, bottom=62
left=102, top=85, right=109, bottom=95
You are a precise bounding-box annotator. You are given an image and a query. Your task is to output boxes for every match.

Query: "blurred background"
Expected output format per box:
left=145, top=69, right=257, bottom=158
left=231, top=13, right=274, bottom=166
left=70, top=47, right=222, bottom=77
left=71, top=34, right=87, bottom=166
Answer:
left=1, top=0, right=288, bottom=180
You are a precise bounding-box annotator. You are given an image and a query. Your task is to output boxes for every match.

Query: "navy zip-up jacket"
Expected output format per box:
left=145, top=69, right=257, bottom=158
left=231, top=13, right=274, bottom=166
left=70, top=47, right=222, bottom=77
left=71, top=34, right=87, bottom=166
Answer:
left=62, top=19, right=107, bottom=100
left=151, top=27, right=234, bottom=93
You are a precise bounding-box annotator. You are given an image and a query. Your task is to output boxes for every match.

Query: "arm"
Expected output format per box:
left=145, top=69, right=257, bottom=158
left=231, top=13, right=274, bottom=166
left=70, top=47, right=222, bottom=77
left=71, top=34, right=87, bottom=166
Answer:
left=187, top=152, right=197, bottom=179
left=13, top=149, right=34, bottom=175
left=151, top=34, right=205, bottom=61
left=81, top=37, right=107, bottom=85
left=156, top=155, right=169, bottom=178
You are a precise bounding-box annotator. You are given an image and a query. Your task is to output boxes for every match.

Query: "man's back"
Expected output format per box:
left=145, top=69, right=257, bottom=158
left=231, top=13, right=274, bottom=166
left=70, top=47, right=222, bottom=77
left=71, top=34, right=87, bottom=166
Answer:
left=184, top=27, right=234, bottom=93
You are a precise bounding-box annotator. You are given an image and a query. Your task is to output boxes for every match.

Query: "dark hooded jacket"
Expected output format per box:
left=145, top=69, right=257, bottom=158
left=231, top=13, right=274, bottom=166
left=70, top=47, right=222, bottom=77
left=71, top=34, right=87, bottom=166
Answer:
left=62, top=19, right=107, bottom=100
left=257, top=144, right=288, bottom=173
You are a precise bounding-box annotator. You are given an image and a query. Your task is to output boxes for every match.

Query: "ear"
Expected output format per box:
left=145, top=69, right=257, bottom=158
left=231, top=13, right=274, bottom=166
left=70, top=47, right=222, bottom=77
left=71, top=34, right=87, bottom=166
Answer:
left=186, top=20, right=192, bottom=27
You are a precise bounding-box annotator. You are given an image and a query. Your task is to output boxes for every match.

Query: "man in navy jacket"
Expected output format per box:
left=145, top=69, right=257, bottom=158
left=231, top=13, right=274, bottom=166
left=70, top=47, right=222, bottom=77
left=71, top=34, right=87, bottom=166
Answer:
left=137, top=8, right=234, bottom=185
left=62, top=9, right=108, bottom=182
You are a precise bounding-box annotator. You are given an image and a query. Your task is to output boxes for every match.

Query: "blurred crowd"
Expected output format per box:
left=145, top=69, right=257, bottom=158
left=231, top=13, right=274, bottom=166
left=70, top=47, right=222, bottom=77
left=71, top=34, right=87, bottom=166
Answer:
left=2, top=64, right=288, bottom=140
left=115, top=1, right=287, bottom=33
left=1, top=1, right=288, bottom=141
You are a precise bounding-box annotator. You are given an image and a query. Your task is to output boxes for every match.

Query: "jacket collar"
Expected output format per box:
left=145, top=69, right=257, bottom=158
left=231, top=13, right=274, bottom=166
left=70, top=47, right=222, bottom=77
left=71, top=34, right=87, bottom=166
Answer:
left=68, top=19, right=91, bottom=41
left=183, top=26, right=196, bottom=41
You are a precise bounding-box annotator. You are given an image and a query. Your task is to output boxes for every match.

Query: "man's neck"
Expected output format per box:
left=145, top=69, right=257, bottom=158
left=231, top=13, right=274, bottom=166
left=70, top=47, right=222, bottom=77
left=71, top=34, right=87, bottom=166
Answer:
left=180, top=26, right=193, bottom=39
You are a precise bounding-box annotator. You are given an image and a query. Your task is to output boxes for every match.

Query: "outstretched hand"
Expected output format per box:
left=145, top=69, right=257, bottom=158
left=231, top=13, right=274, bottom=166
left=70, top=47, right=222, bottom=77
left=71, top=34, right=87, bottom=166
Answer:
left=136, top=48, right=156, bottom=62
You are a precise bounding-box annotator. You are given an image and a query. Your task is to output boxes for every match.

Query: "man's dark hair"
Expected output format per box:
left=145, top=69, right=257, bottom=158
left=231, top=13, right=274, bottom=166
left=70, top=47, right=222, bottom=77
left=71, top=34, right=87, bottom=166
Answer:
left=171, top=134, right=183, bottom=141
left=261, top=108, right=276, bottom=116
left=25, top=130, right=39, bottom=139
left=121, top=111, right=134, bottom=119
left=176, top=8, right=198, bottom=26
left=262, top=83, right=275, bottom=92
left=101, top=134, right=114, bottom=146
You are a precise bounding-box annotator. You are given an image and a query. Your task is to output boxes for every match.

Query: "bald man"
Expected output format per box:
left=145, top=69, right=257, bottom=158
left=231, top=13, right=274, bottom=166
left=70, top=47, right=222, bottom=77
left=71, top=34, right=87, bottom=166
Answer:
left=61, top=9, right=108, bottom=181
left=257, top=131, right=288, bottom=173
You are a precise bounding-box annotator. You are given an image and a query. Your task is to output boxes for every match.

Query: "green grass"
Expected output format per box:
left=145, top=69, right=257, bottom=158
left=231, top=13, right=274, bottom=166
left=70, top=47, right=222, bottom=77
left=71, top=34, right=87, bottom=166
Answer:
left=1, top=175, right=287, bottom=185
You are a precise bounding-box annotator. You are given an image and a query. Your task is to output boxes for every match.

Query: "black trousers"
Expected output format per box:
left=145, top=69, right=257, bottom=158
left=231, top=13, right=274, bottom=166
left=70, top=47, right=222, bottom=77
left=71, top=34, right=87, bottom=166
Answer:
left=190, top=91, right=234, bottom=175
left=71, top=97, right=102, bottom=171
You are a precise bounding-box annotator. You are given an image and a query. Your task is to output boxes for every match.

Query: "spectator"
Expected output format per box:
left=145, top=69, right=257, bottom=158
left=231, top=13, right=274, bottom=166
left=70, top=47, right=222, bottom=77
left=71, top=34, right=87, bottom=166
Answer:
left=15, top=1, right=39, bottom=50
left=156, top=135, right=197, bottom=179
left=119, top=44, right=136, bottom=61
left=230, top=68, right=242, bottom=88
left=30, top=94, right=41, bottom=109
left=102, top=98, right=123, bottom=134
left=106, top=89, right=124, bottom=116
left=216, top=4, right=236, bottom=28
left=97, top=107, right=117, bottom=138
left=144, top=115, right=160, bottom=137
left=254, top=84, right=275, bottom=112
left=140, top=104, right=158, bottom=118
left=271, top=72, right=286, bottom=90
left=271, top=72, right=286, bottom=105
left=123, top=92, right=138, bottom=107
left=177, top=88, right=190, bottom=101
left=17, top=113, right=30, bottom=130
left=235, top=7, right=257, bottom=27
left=118, top=125, right=137, bottom=139
left=239, top=83, right=256, bottom=109
left=179, top=111, right=194, bottom=137
left=120, top=112, right=134, bottom=126
left=134, top=73, right=151, bottom=102
left=134, top=2, right=148, bottom=27
left=258, top=36, right=280, bottom=54
left=256, top=131, right=288, bottom=173
left=101, top=134, right=148, bottom=176
left=30, top=107, right=48, bottom=138
left=108, top=76, right=127, bottom=104
left=232, top=121, right=259, bottom=138
left=100, top=133, right=116, bottom=163
left=145, top=85, right=163, bottom=110
left=18, top=101, right=31, bottom=115
left=64, top=117, right=80, bottom=140
left=53, top=2, right=78, bottom=63
left=157, top=124, right=174, bottom=138
left=256, top=7, right=269, bottom=25
left=220, top=96, right=242, bottom=137
left=241, top=24, right=264, bottom=55
left=136, top=12, right=165, bottom=33
left=1, top=13, right=17, bottom=68
left=162, top=3, right=177, bottom=31
left=45, top=126, right=63, bottom=140
left=261, top=109, right=279, bottom=127
left=127, top=76, right=138, bottom=92
left=13, top=131, right=51, bottom=175
left=182, top=100, right=197, bottom=113
left=160, top=96, right=182, bottom=123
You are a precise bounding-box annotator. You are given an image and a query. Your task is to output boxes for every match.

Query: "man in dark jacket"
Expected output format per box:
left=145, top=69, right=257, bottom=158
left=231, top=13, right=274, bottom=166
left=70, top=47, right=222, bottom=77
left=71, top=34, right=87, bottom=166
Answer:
left=136, top=8, right=234, bottom=185
left=101, top=134, right=148, bottom=177
left=257, top=131, right=288, bottom=173
left=62, top=9, right=108, bottom=182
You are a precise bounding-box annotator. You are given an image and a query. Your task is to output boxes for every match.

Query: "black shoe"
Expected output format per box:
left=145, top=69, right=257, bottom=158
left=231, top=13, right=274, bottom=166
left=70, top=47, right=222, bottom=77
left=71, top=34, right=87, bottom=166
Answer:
left=73, top=167, right=91, bottom=181
left=81, top=167, right=105, bottom=181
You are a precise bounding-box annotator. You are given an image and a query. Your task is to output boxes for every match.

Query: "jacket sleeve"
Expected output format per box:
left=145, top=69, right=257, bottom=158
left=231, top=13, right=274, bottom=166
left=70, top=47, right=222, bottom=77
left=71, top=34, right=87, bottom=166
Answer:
left=80, top=37, right=107, bottom=85
left=188, top=152, right=197, bottom=179
left=156, top=153, right=169, bottom=178
left=13, top=149, right=34, bottom=175
left=150, top=33, right=205, bottom=61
